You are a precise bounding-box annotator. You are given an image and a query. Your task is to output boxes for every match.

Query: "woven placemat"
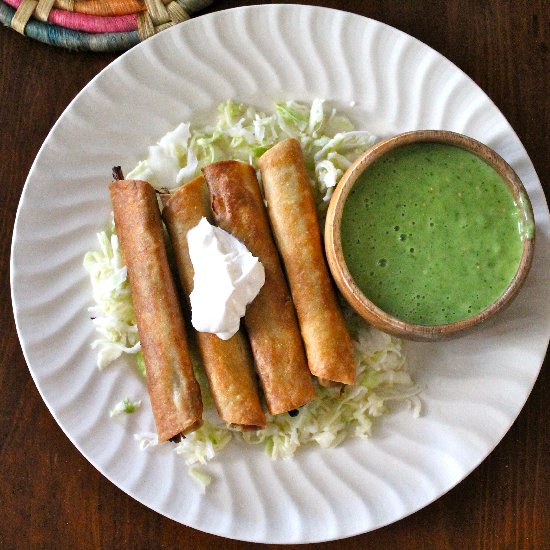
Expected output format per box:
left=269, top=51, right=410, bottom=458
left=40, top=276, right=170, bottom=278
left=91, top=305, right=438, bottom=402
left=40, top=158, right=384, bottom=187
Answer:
left=0, top=0, right=213, bottom=51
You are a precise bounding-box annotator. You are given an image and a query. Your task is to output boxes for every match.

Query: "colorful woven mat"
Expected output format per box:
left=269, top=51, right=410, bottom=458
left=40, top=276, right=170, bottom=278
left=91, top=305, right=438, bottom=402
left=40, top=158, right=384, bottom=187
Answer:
left=0, top=0, right=213, bottom=51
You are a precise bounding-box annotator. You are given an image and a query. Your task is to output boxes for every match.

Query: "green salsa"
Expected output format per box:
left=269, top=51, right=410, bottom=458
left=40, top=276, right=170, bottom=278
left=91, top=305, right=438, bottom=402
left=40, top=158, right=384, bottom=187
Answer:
left=341, top=142, right=524, bottom=325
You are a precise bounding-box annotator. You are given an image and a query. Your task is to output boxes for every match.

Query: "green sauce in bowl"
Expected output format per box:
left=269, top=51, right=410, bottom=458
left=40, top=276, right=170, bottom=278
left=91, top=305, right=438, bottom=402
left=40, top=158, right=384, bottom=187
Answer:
left=340, top=142, right=525, bottom=326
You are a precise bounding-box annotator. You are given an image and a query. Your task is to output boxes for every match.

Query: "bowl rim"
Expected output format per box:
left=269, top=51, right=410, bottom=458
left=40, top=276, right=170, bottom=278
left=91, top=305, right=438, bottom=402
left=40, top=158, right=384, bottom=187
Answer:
left=324, top=129, right=536, bottom=341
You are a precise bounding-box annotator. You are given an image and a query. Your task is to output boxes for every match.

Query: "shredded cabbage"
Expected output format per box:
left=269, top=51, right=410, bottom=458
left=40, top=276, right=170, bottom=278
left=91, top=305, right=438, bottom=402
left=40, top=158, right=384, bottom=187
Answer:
left=188, top=467, right=212, bottom=494
left=84, top=100, right=421, bottom=490
left=240, top=328, right=421, bottom=459
left=174, top=423, right=232, bottom=466
left=127, top=98, right=376, bottom=205
left=134, top=432, right=158, bottom=450
left=83, top=227, right=141, bottom=370
left=110, top=397, right=142, bottom=417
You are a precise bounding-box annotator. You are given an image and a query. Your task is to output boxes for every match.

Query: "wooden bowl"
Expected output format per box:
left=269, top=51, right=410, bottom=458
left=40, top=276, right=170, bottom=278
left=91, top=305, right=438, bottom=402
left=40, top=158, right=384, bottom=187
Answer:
left=324, top=130, right=535, bottom=341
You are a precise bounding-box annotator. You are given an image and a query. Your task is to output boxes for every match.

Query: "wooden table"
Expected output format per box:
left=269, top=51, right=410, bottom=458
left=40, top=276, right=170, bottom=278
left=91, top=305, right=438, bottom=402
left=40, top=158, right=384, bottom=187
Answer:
left=1, top=1, right=548, bottom=548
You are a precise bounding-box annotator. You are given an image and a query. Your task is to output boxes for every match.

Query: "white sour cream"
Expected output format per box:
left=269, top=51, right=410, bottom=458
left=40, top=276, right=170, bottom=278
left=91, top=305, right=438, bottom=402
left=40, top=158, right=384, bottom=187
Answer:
left=187, top=217, right=265, bottom=340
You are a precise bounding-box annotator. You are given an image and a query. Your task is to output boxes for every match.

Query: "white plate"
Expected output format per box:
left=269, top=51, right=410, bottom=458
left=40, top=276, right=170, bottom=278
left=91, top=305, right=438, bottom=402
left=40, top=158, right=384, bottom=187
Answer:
left=11, top=5, right=550, bottom=544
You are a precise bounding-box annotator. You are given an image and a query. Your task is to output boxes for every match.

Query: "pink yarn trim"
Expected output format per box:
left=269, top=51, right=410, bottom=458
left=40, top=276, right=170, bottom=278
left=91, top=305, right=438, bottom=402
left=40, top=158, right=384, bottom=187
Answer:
left=52, top=9, right=136, bottom=32
left=4, top=0, right=137, bottom=32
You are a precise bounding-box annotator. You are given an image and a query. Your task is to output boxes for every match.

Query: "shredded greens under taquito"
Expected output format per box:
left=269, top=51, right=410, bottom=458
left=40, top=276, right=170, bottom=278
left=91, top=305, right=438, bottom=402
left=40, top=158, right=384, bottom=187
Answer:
left=84, top=99, right=422, bottom=492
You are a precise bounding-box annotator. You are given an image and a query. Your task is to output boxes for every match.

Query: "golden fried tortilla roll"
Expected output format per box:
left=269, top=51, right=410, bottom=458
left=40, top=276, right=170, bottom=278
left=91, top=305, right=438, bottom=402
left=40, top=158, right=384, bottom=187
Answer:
left=258, top=139, right=356, bottom=386
left=162, top=176, right=267, bottom=430
left=202, top=161, right=316, bottom=415
left=109, top=178, right=203, bottom=442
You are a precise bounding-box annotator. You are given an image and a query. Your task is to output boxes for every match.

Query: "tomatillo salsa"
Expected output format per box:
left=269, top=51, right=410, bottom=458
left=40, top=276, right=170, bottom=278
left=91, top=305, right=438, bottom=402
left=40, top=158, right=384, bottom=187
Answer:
left=340, top=142, right=526, bottom=325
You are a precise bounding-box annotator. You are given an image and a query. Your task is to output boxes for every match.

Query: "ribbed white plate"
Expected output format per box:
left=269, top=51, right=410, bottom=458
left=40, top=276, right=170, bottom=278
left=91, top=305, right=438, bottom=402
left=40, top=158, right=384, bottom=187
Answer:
left=11, top=5, right=550, bottom=543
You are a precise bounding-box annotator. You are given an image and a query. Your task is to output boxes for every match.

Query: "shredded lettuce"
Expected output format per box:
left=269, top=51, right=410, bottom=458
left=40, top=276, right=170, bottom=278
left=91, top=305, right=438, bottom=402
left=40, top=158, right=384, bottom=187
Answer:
left=83, top=227, right=141, bottom=370
left=110, top=397, right=142, bottom=417
left=241, top=327, right=421, bottom=459
left=188, top=467, right=212, bottom=494
left=127, top=98, right=376, bottom=204
left=134, top=432, right=158, bottom=450
left=174, top=423, right=232, bottom=466
left=84, top=99, right=421, bottom=491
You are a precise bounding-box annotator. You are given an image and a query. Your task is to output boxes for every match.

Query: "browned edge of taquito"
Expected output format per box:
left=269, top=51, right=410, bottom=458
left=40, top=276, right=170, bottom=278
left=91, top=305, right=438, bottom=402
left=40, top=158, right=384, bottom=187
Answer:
left=109, top=178, right=203, bottom=442
left=162, top=176, right=267, bottom=430
left=202, top=160, right=316, bottom=415
left=258, top=138, right=356, bottom=386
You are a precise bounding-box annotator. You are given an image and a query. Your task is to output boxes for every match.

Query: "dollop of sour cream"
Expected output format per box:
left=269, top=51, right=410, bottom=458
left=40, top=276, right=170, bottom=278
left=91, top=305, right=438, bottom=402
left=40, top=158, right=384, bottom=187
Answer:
left=187, top=217, right=265, bottom=340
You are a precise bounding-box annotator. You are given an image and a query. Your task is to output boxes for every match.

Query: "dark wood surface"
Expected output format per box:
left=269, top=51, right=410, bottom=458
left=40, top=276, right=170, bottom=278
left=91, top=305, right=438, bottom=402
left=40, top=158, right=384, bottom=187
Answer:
left=1, top=1, right=548, bottom=548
